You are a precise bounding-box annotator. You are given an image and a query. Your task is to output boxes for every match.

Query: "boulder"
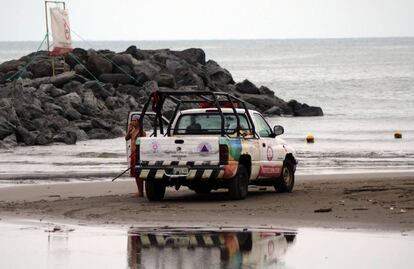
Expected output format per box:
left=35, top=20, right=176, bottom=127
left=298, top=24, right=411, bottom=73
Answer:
left=64, top=107, right=82, bottom=121
left=240, top=94, right=289, bottom=113
left=205, top=60, right=234, bottom=85
left=259, top=86, right=274, bottom=96
left=153, top=50, right=179, bottom=65
left=263, top=106, right=282, bottom=116
left=112, top=54, right=134, bottom=68
left=19, top=118, right=37, bottom=131
left=114, top=64, right=133, bottom=75
left=73, top=64, right=88, bottom=76
left=0, top=98, right=20, bottom=126
left=99, top=73, right=132, bottom=86
left=0, top=60, right=26, bottom=73
left=87, top=128, right=113, bottom=139
left=52, top=130, right=77, bottom=145
left=45, top=115, right=70, bottom=132
left=0, top=116, right=15, bottom=139
left=44, top=84, right=66, bottom=97
left=0, top=72, right=5, bottom=84
left=29, top=58, right=53, bottom=78
left=73, top=128, right=88, bottom=141
left=22, top=76, right=51, bottom=88
left=166, top=59, right=187, bottom=74
left=125, top=45, right=148, bottom=60
left=78, top=90, right=106, bottom=116
left=154, top=73, right=175, bottom=88
left=34, top=130, right=53, bottom=145
left=105, top=96, right=123, bottom=110
left=19, top=70, right=33, bottom=79
left=133, top=60, right=161, bottom=80
left=50, top=71, right=76, bottom=87
left=111, top=125, right=125, bottom=137
left=287, top=100, right=302, bottom=112
left=43, top=102, right=64, bottom=115
left=17, top=103, right=44, bottom=120
left=91, top=118, right=112, bottom=130
left=65, top=47, right=88, bottom=69
left=15, top=126, right=35, bottom=145
left=62, top=80, right=84, bottom=94
left=74, top=120, right=93, bottom=131
left=86, top=55, right=113, bottom=77
left=84, top=80, right=114, bottom=99
left=287, top=100, right=323, bottom=116
left=59, top=92, right=82, bottom=107
left=175, top=68, right=204, bottom=89
left=294, top=106, right=324, bottom=117
left=0, top=133, right=17, bottom=148
left=235, top=79, right=260, bottom=94
left=172, top=48, right=206, bottom=65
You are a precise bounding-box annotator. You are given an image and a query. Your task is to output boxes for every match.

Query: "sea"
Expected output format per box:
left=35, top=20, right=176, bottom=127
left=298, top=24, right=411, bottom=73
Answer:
left=0, top=38, right=413, bottom=181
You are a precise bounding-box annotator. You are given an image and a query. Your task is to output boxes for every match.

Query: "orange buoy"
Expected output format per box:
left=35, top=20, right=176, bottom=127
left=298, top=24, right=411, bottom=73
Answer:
left=394, top=131, right=402, bottom=139
left=306, top=133, right=314, bottom=143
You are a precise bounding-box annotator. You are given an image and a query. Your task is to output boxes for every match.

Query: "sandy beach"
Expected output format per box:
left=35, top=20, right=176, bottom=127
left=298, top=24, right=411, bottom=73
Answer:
left=1, top=173, right=413, bottom=232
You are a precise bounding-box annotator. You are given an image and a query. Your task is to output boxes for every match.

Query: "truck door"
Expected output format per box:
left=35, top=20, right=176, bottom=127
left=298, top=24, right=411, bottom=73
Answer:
left=252, top=113, right=284, bottom=179
left=126, top=111, right=169, bottom=163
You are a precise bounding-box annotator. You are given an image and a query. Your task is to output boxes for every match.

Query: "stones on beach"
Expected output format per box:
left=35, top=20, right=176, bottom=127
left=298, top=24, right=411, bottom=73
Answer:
left=314, top=208, right=332, bottom=213
left=0, top=45, right=324, bottom=147
left=86, top=54, right=113, bottom=77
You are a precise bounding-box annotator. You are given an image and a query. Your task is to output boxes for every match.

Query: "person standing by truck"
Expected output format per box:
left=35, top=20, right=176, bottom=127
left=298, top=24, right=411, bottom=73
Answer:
left=125, top=115, right=146, bottom=198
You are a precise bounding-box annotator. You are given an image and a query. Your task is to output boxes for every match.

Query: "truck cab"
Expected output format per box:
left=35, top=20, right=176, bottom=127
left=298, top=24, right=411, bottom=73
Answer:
left=131, top=90, right=297, bottom=201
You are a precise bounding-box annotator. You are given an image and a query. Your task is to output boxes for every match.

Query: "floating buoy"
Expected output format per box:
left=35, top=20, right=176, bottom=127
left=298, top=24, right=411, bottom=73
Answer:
left=394, top=131, right=402, bottom=139
left=306, top=133, right=314, bottom=143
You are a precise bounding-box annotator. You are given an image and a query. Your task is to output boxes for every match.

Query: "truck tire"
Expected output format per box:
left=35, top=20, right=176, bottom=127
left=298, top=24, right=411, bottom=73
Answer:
left=145, top=180, right=166, bottom=201
left=228, top=164, right=249, bottom=200
left=274, top=160, right=295, bottom=193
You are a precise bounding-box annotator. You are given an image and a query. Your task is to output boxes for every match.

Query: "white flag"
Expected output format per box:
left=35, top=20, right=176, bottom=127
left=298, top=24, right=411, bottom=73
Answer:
left=50, top=7, right=73, bottom=55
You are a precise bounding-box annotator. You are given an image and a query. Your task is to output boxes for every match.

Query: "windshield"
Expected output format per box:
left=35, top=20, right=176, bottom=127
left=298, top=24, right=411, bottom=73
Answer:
left=174, top=113, right=251, bottom=135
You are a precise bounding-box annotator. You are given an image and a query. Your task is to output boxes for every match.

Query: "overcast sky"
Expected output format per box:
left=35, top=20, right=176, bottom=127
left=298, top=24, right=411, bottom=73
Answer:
left=1, top=0, right=414, bottom=41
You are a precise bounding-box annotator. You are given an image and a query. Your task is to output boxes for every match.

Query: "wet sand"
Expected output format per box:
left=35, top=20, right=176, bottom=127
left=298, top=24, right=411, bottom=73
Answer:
left=0, top=174, right=413, bottom=232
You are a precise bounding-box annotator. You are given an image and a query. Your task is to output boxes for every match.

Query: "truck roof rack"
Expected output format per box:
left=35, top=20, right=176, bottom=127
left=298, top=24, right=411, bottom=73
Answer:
left=139, top=88, right=256, bottom=137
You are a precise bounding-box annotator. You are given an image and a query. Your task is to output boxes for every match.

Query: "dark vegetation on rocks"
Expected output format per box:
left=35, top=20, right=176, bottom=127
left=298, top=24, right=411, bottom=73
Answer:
left=0, top=46, right=323, bottom=147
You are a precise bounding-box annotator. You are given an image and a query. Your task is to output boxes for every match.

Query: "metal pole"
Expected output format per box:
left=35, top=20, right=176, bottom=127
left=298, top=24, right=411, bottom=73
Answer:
left=44, top=1, right=50, bottom=51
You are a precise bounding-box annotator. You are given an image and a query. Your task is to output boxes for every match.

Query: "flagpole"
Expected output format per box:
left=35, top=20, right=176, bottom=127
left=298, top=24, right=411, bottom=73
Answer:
left=45, top=1, right=50, bottom=52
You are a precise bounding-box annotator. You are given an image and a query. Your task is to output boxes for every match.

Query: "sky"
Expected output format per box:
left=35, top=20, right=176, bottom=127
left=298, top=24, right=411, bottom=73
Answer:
left=1, top=0, right=414, bottom=41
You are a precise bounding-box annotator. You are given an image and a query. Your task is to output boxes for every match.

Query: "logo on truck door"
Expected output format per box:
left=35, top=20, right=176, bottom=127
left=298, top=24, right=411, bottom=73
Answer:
left=267, top=146, right=273, bottom=161
left=197, top=142, right=212, bottom=155
left=151, top=141, right=160, bottom=153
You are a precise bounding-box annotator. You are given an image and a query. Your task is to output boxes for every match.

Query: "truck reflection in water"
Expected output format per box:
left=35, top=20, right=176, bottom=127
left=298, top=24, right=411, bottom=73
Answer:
left=127, top=227, right=296, bottom=269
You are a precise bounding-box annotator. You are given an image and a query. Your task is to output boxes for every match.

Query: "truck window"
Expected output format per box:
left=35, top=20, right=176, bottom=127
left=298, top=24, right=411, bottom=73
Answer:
left=253, top=113, right=272, bottom=137
left=174, top=113, right=251, bottom=135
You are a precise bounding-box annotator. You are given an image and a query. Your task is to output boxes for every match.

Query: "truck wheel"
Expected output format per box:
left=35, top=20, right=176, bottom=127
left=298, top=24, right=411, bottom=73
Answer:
left=229, top=164, right=249, bottom=200
left=274, top=160, right=295, bottom=193
left=145, top=180, right=166, bottom=201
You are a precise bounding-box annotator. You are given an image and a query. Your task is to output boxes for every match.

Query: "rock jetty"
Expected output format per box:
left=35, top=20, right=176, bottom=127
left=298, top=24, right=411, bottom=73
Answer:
left=0, top=46, right=323, bottom=147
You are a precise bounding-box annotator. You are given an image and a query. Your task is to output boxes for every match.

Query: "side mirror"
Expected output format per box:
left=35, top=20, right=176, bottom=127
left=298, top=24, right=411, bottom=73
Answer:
left=273, top=125, right=284, bottom=136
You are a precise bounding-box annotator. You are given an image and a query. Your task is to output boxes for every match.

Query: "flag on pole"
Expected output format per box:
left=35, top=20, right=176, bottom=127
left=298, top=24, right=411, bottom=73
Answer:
left=50, top=7, right=73, bottom=55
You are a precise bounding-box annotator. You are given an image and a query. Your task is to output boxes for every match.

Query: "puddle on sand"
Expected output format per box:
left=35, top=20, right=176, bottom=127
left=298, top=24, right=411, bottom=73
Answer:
left=0, top=222, right=413, bottom=269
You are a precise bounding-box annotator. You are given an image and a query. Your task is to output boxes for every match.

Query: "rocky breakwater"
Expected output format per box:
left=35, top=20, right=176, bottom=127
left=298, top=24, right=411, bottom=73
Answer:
left=0, top=46, right=323, bottom=147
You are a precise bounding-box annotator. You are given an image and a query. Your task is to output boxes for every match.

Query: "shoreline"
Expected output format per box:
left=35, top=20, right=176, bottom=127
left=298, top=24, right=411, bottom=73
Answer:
left=0, top=173, right=413, bottom=232
left=1, top=169, right=413, bottom=182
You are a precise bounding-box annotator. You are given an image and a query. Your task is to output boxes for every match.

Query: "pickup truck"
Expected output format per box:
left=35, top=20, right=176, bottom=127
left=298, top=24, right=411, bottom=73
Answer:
left=130, top=90, right=297, bottom=201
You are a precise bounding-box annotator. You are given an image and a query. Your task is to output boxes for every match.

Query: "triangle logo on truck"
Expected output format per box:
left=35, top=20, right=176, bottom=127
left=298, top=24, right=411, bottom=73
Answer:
left=201, top=145, right=209, bottom=152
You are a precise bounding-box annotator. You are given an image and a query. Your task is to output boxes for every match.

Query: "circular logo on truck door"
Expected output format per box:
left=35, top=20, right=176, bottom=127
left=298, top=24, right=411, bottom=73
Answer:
left=151, top=141, right=160, bottom=153
left=267, top=146, right=273, bottom=161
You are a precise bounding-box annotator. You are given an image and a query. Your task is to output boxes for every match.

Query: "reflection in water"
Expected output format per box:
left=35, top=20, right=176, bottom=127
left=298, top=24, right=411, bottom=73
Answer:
left=127, top=228, right=296, bottom=269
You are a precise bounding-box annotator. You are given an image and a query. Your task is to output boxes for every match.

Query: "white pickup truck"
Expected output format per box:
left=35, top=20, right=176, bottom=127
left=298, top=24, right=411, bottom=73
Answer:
left=130, top=90, right=297, bottom=201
